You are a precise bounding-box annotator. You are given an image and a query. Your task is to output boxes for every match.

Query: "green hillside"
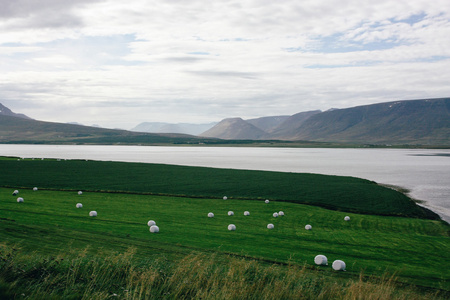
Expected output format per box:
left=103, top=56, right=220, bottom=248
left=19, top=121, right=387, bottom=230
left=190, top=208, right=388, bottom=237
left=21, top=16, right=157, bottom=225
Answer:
left=291, top=98, right=450, bottom=145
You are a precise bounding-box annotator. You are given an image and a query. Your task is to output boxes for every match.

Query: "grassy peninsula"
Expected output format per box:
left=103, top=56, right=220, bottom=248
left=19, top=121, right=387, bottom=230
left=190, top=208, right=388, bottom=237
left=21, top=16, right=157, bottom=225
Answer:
left=0, top=157, right=449, bottom=299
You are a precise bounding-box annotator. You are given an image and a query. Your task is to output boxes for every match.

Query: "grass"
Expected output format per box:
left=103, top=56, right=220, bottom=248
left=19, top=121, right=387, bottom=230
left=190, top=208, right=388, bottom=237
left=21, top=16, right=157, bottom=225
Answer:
left=0, top=157, right=438, bottom=218
left=1, top=187, right=449, bottom=291
left=0, top=157, right=449, bottom=298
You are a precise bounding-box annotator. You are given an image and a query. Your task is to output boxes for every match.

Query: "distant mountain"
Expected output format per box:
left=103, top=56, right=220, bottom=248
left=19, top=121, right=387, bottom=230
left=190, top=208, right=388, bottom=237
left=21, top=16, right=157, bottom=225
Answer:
left=266, top=110, right=321, bottom=138
left=282, top=98, right=450, bottom=145
left=131, top=122, right=217, bottom=135
left=0, top=103, right=31, bottom=119
left=200, top=118, right=266, bottom=139
left=246, top=115, right=290, bottom=132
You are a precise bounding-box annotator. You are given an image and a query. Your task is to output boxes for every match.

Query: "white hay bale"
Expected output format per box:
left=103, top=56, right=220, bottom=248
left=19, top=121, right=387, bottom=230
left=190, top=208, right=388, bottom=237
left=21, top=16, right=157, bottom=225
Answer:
left=147, top=220, right=156, bottom=226
left=89, top=211, right=97, bottom=217
left=265, top=199, right=270, bottom=204
left=278, top=211, right=284, bottom=216
left=78, top=191, right=83, bottom=195
left=344, top=216, right=350, bottom=221
left=223, top=196, right=228, bottom=200
left=150, top=225, right=159, bottom=233
left=228, top=211, right=234, bottom=216
left=314, top=255, right=328, bottom=266
left=228, top=224, right=236, bottom=231
left=267, top=223, right=274, bottom=229
left=332, top=260, right=346, bottom=271
left=305, top=224, right=312, bottom=230
left=33, top=187, right=38, bottom=191
left=208, top=212, right=214, bottom=218
left=17, top=197, right=24, bottom=203
left=12, top=190, right=19, bottom=196
left=273, top=212, right=278, bottom=218
left=244, top=211, right=250, bottom=216
left=76, top=203, right=83, bottom=208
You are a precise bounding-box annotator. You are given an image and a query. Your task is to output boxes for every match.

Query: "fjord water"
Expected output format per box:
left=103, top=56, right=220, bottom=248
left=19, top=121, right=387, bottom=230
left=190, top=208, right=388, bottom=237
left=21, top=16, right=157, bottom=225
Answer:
left=1, top=144, right=449, bottom=223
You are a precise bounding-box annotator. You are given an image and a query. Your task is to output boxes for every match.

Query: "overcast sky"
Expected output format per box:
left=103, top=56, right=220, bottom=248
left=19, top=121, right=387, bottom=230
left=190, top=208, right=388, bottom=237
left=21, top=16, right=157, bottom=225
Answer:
left=1, top=0, right=450, bottom=129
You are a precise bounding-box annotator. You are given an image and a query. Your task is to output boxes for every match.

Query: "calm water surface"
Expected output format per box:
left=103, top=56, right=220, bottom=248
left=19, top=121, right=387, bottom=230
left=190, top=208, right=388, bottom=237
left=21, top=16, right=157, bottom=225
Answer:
left=1, top=145, right=449, bottom=223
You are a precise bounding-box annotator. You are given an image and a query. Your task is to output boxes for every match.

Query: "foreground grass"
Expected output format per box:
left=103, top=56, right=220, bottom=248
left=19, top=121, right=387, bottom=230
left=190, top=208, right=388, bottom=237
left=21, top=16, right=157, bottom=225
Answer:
left=1, top=245, right=448, bottom=300
left=1, top=187, right=449, bottom=292
left=0, top=157, right=438, bottom=218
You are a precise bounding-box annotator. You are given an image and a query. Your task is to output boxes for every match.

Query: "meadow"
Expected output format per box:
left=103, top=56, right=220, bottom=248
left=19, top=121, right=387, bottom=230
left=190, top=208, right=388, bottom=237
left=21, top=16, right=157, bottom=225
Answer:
left=0, top=157, right=449, bottom=299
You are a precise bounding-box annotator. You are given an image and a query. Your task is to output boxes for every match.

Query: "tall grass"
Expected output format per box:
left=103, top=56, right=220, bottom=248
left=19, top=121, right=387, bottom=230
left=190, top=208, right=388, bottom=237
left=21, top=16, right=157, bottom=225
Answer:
left=1, top=244, right=446, bottom=299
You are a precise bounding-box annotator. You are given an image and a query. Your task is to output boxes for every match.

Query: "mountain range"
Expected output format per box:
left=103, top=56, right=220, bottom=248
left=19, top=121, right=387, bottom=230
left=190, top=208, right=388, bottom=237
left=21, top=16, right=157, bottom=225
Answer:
left=200, top=98, right=450, bottom=145
left=1, top=98, right=449, bottom=145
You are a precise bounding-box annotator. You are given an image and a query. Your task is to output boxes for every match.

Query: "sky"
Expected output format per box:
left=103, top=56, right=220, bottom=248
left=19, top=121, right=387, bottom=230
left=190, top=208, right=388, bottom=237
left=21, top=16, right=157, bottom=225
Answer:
left=1, top=0, right=450, bottom=129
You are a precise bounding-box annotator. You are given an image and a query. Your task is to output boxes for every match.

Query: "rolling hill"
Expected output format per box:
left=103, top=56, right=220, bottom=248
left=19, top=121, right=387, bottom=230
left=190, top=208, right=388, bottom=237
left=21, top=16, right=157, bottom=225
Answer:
left=201, top=98, right=450, bottom=145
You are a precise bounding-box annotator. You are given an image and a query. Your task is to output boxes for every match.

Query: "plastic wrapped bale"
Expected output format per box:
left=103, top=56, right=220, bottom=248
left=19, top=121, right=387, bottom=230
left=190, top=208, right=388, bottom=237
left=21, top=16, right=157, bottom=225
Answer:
left=223, top=196, right=228, bottom=200
left=228, top=211, right=234, bottom=216
left=208, top=212, right=214, bottom=218
left=267, top=223, right=274, bottom=229
left=89, top=211, right=97, bottom=217
left=76, top=203, right=83, bottom=208
left=147, top=220, right=156, bottom=226
left=33, top=187, right=38, bottom=191
left=273, top=212, right=278, bottom=218
left=314, top=255, right=328, bottom=266
left=265, top=199, right=270, bottom=204
left=332, top=260, right=346, bottom=271
left=12, top=190, right=19, bottom=196
left=244, top=211, right=250, bottom=216
left=78, top=191, right=83, bottom=195
left=278, top=211, right=285, bottom=216
left=17, top=197, right=24, bottom=203
left=344, top=216, right=350, bottom=221
left=305, top=224, right=312, bottom=230
left=228, top=224, right=236, bottom=231
left=150, top=225, right=159, bottom=233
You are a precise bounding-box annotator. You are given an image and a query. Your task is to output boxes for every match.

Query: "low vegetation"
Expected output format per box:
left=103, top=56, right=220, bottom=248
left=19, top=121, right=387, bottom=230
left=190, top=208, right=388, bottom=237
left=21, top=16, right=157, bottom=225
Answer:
left=0, top=157, right=438, bottom=218
left=1, top=157, right=449, bottom=298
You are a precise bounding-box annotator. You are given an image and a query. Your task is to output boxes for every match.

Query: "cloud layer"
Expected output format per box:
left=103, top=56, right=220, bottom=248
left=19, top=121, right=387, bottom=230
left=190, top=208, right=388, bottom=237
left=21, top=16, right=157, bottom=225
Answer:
left=1, top=0, right=450, bottom=128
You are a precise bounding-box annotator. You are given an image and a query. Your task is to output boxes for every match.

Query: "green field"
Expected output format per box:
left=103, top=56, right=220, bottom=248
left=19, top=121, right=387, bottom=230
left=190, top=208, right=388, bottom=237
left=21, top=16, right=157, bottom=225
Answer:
left=1, top=157, right=449, bottom=298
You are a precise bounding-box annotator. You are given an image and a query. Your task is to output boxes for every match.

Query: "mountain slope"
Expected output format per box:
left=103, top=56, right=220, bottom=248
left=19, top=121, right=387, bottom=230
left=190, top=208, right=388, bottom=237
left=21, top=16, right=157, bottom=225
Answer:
left=267, top=110, right=321, bottom=138
left=0, top=103, right=31, bottom=119
left=246, top=115, right=290, bottom=132
left=289, top=98, right=450, bottom=144
left=200, top=118, right=266, bottom=139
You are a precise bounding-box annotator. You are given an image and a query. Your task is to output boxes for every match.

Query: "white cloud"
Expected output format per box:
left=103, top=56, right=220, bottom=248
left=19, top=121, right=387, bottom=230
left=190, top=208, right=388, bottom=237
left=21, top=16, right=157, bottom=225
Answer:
left=0, top=0, right=449, bottom=129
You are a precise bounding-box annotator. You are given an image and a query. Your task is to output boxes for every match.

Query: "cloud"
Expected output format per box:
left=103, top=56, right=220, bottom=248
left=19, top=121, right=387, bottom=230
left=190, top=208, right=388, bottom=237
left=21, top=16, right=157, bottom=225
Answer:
left=0, top=0, right=450, bottom=128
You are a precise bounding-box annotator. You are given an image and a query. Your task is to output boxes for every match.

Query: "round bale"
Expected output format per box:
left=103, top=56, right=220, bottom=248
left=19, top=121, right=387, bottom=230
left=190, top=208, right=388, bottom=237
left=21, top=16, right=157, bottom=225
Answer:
left=344, top=216, right=350, bottom=221
left=223, top=196, right=227, bottom=200
left=150, top=225, right=160, bottom=233
left=89, top=211, right=97, bottom=217
left=228, top=224, right=236, bottom=231
left=305, top=224, right=312, bottom=230
left=33, top=187, right=38, bottom=191
left=208, top=212, right=214, bottom=218
left=314, top=255, right=328, bottom=266
left=78, top=191, right=83, bottom=195
left=267, top=223, right=274, bottom=229
left=265, top=199, right=270, bottom=204
left=12, top=190, right=19, bottom=196
left=278, top=211, right=285, bottom=216
left=273, top=212, right=278, bottom=218
left=332, top=260, right=346, bottom=271
left=17, top=197, right=24, bottom=203
left=228, top=211, right=234, bottom=216
left=244, top=211, right=250, bottom=216
left=147, top=220, right=156, bottom=226
left=76, top=203, right=83, bottom=208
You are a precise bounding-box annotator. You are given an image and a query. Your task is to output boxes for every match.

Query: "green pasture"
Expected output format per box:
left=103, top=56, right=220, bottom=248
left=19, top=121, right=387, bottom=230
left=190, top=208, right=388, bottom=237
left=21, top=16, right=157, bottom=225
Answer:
left=0, top=157, right=437, bottom=218
left=1, top=187, right=449, bottom=290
